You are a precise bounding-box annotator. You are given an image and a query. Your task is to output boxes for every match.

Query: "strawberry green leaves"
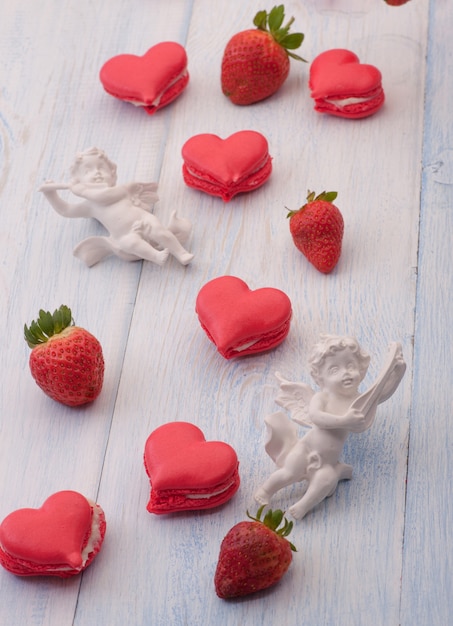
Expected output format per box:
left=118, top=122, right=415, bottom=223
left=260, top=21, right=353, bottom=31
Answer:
left=253, top=5, right=306, bottom=61
left=24, top=305, right=73, bottom=347
left=247, top=505, right=297, bottom=551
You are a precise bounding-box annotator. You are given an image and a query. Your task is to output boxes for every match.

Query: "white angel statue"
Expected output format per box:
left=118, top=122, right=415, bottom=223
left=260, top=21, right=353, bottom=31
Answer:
left=255, top=334, right=406, bottom=520
left=39, top=147, right=193, bottom=267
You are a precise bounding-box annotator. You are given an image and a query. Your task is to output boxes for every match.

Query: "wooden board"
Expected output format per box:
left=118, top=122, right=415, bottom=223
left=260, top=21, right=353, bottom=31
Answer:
left=0, top=1, right=449, bottom=625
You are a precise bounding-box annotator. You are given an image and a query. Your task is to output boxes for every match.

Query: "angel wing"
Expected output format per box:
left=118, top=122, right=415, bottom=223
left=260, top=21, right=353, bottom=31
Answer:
left=275, top=371, right=315, bottom=427
left=264, top=412, right=299, bottom=467
left=129, top=182, right=159, bottom=211
left=73, top=236, right=141, bottom=267
left=349, top=342, right=406, bottom=432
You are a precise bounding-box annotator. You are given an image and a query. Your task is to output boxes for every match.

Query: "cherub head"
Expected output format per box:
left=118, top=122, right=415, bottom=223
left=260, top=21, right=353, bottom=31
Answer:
left=70, top=147, right=118, bottom=187
left=309, top=334, right=370, bottom=395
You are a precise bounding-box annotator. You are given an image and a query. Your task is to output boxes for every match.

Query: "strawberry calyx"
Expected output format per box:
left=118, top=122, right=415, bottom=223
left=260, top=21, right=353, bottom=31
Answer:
left=246, top=505, right=297, bottom=552
left=253, top=5, right=306, bottom=62
left=286, top=190, right=338, bottom=218
left=24, top=305, right=74, bottom=348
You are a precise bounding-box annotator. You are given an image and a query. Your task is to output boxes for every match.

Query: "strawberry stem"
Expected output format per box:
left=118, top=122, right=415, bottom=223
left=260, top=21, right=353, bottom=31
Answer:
left=310, top=190, right=338, bottom=203
left=24, top=305, right=74, bottom=347
left=253, top=5, right=306, bottom=62
left=246, top=506, right=297, bottom=551
left=286, top=190, right=338, bottom=218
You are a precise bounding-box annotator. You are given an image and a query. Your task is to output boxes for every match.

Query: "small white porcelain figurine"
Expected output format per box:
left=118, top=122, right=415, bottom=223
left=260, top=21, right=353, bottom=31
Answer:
left=39, top=147, right=194, bottom=267
left=255, top=334, right=406, bottom=520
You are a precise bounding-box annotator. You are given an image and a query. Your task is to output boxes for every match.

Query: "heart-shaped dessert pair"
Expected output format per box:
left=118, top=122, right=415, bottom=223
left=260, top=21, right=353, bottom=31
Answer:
left=182, top=131, right=272, bottom=201
left=309, top=49, right=384, bottom=119
left=100, top=42, right=189, bottom=115
left=0, top=491, right=106, bottom=577
left=196, top=276, right=292, bottom=359
left=144, top=422, right=240, bottom=514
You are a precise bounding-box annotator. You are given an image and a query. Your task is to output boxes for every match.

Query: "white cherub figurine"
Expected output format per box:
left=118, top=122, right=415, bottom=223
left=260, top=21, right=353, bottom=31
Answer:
left=255, top=334, right=406, bottom=520
left=39, top=147, right=194, bottom=267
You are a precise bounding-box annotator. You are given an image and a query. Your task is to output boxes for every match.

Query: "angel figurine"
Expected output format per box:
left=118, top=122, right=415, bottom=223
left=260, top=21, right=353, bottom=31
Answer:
left=39, top=147, right=194, bottom=267
left=254, top=334, right=406, bottom=520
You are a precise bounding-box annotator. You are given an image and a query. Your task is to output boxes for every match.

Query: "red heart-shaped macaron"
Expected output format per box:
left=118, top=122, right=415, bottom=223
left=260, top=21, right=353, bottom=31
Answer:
left=310, top=49, right=381, bottom=98
left=0, top=491, right=92, bottom=569
left=99, top=42, right=189, bottom=114
left=144, top=422, right=239, bottom=513
left=309, top=49, right=384, bottom=118
left=182, top=131, right=269, bottom=186
left=196, top=276, right=292, bottom=358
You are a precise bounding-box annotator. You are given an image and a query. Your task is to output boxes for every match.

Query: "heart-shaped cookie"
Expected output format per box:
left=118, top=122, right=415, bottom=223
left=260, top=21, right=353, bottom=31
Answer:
left=100, top=42, right=189, bottom=115
left=181, top=131, right=272, bottom=201
left=195, top=276, right=292, bottom=359
left=144, top=422, right=240, bottom=514
left=0, top=491, right=106, bottom=577
left=309, top=49, right=384, bottom=119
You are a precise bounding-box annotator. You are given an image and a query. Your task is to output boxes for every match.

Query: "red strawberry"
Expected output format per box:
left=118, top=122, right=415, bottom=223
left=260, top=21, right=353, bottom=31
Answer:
left=384, top=0, right=411, bottom=5
left=287, top=190, right=344, bottom=274
left=221, top=5, right=306, bottom=106
left=24, top=305, right=104, bottom=407
left=214, top=506, right=296, bottom=599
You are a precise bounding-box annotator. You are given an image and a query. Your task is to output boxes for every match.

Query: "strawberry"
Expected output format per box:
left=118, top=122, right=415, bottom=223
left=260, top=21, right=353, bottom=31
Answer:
left=287, top=190, right=344, bottom=274
left=214, top=506, right=296, bottom=599
left=221, top=5, right=305, bottom=106
left=24, top=305, right=104, bottom=407
left=384, top=0, right=411, bottom=5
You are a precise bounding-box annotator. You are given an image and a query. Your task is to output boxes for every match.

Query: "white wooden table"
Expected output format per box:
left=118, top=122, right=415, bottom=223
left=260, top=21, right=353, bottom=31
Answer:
left=0, top=1, right=451, bottom=624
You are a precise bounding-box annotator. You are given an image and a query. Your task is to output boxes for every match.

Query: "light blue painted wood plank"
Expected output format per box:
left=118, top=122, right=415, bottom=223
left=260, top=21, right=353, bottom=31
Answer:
left=0, top=2, right=192, bottom=625
left=0, top=1, right=435, bottom=625
left=75, top=2, right=427, bottom=625
left=400, top=1, right=453, bottom=624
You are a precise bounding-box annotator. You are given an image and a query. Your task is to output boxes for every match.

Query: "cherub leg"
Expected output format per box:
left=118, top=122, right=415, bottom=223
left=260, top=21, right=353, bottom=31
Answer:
left=337, top=462, right=353, bottom=481
left=167, top=211, right=192, bottom=246
left=325, top=463, right=352, bottom=496
left=255, top=467, right=305, bottom=506
left=151, top=225, right=193, bottom=265
left=289, top=465, right=342, bottom=520
left=119, top=232, right=170, bottom=266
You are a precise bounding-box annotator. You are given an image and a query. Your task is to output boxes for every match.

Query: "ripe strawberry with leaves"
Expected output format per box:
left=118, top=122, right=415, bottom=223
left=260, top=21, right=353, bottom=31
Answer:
left=24, top=305, right=104, bottom=407
left=221, top=5, right=306, bottom=105
left=214, top=506, right=296, bottom=599
left=287, top=190, right=344, bottom=274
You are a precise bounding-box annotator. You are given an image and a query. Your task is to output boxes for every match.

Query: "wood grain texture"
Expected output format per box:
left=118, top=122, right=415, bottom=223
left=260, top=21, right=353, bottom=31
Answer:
left=400, top=2, right=453, bottom=625
left=0, top=1, right=446, bottom=625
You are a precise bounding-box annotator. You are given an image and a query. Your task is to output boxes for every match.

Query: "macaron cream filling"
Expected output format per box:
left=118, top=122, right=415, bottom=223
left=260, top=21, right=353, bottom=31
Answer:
left=124, top=68, right=189, bottom=107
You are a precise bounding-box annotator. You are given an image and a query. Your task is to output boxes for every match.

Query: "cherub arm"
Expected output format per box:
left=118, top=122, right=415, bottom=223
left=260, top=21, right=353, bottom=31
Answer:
left=68, top=181, right=158, bottom=209
left=69, top=182, right=129, bottom=205
left=39, top=182, right=92, bottom=218
left=309, top=392, right=366, bottom=432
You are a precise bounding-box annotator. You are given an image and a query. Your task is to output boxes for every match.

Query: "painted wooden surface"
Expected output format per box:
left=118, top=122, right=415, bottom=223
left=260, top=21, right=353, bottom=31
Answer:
left=0, top=1, right=449, bottom=625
